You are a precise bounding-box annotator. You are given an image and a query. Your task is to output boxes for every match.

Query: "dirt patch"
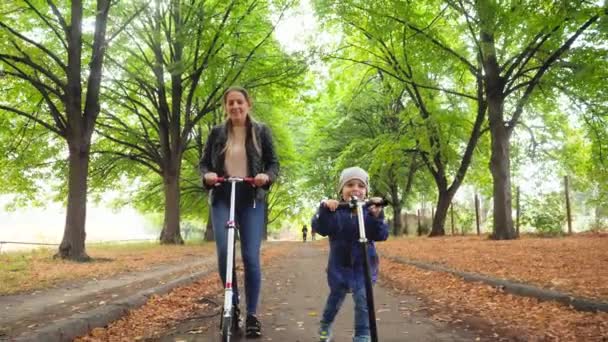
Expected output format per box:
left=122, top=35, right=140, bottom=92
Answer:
left=379, top=258, right=608, bottom=341
left=376, top=234, right=608, bottom=341
left=380, top=234, right=608, bottom=300
left=0, top=243, right=215, bottom=295
left=2, top=259, right=214, bottom=338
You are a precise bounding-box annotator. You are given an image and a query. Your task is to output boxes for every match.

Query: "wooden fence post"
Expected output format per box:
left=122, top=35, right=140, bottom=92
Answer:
left=475, top=193, right=481, bottom=236
left=516, top=186, right=520, bottom=237
left=565, top=175, right=573, bottom=235
left=450, top=202, right=455, bottom=235
left=417, top=209, right=422, bottom=236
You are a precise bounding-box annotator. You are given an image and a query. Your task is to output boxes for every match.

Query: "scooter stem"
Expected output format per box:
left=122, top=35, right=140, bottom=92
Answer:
left=352, top=196, right=368, bottom=243
left=352, top=196, right=379, bottom=342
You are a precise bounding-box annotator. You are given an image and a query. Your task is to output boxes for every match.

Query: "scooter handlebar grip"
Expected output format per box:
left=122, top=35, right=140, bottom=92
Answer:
left=213, top=176, right=256, bottom=186
left=335, top=198, right=389, bottom=209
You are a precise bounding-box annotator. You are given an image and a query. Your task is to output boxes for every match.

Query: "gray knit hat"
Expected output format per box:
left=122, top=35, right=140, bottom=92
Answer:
left=338, top=166, right=369, bottom=195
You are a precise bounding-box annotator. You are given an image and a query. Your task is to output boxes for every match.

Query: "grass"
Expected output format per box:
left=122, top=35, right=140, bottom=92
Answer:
left=0, top=240, right=215, bottom=295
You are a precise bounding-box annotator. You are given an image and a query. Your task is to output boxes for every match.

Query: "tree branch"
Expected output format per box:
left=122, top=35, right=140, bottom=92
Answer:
left=0, top=20, right=67, bottom=71
left=327, top=55, right=477, bottom=100
left=0, top=105, right=64, bottom=137
left=23, top=0, right=68, bottom=50
left=506, top=13, right=601, bottom=134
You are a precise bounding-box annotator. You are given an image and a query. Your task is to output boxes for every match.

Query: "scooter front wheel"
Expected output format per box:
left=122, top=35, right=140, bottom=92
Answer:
left=221, top=311, right=232, bottom=342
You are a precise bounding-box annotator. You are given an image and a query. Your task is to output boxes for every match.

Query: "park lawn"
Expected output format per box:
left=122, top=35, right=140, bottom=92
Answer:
left=0, top=241, right=215, bottom=295
left=379, top=233, right=608, bottom=300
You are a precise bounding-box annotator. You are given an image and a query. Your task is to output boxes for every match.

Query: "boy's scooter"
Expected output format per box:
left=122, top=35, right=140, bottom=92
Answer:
left=216, top=176, right=255, bottom=342
left=339, top=196, right=388, bottom=342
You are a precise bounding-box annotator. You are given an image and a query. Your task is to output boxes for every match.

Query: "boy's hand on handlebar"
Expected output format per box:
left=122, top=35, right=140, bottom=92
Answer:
left=203, top=172, right=219, bottom=186
left=369, top=196, right=384, bottom=205
left=368, top=204, right=382, bottom=217
left=254, top=173, right=270, bottom=187
left=368, top=197, right=384, bottom=217
left=322, top=199, right=339, bottom=212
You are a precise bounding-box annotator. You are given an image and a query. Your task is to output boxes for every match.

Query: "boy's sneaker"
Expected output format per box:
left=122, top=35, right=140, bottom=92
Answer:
left=319, top=322, right=332, bottom=341
left=353, top=335, right=371, bottom=342
left=245, top=314, right=262, bottom=338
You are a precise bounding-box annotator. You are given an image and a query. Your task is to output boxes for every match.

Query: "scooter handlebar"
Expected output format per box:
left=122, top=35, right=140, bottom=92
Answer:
left=335, top=198, right=389, bottom=209
left=215, top=176, right=256, bottom=186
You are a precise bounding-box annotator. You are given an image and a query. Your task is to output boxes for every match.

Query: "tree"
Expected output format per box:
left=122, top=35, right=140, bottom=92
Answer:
left=303, top=65, right=422, bottom=235
left=95, top=0, right=306, bottom=243
left=0, top=0, right=136, bottom=260
left=313, top=0, right=606, bottom=238
left=313, top=0, right=487, bottom=236
left=475, top=0, right=604, bottom=238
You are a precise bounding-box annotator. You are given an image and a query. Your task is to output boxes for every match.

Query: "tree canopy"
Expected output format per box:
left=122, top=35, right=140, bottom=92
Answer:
left=1, top=0, right=606, bottom=248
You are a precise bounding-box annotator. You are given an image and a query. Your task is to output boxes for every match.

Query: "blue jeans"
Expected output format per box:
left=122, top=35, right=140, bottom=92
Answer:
left=212, top=199, right=264, bottom=315
left=321, top=285, right=370, bottom=338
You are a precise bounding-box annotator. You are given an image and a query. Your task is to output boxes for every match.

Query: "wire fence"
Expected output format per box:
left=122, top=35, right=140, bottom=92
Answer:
left=0, top=239, right=157, bottom=254
left=398, top=176, right=607, bottom=236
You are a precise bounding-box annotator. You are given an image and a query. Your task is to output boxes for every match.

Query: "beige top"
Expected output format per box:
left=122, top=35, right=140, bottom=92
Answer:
left=224, top=125, right=248, bottom=177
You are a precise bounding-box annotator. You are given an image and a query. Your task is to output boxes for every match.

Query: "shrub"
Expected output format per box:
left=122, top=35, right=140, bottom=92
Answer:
left=521, top=192, right=565, bottom=237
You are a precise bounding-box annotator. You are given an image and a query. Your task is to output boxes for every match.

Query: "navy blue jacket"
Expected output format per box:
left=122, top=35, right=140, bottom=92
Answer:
left=312, top=203, right=389, bottom=291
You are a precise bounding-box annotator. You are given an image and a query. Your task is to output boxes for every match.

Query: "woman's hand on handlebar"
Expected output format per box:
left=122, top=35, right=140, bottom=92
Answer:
left=254, top=173, right=270, bottom=187
left=203, top=172, right=218, bottom=186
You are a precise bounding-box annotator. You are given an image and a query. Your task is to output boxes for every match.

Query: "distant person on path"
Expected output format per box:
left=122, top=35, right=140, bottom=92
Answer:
left=302, top=224, right=308, bottom=242
left=199, top=86, right=279, bottom=338
left=311, top=166, right=389, bottom=342
left=311, top=226, right=316, bottom=241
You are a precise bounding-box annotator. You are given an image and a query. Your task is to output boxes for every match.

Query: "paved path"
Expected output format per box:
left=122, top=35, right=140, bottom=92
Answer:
left=160, top=242, right=476, bottom=341
left=0, top=257, right=216, bottom=341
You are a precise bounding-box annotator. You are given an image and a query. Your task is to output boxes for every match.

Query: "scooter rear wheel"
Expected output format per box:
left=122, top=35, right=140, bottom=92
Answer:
left=220, top=307, right=233, bottom=342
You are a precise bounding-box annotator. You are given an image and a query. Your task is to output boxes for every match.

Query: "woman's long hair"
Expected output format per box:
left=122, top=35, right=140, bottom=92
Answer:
left=221, top=86, right=262, bottom=156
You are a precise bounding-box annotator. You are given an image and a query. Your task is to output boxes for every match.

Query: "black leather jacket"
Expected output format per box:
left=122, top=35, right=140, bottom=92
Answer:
left=199, top=120, right=279, bottom=205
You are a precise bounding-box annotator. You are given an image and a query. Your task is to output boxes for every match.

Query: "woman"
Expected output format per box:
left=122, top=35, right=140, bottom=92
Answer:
left=199, top=86, right=279, bottom=338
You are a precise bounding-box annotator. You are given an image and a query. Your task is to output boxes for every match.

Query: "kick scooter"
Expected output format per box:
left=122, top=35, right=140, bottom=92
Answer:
left=216, top=176, right=255, bottom=342
left=338, top=196, right=388, bottom=342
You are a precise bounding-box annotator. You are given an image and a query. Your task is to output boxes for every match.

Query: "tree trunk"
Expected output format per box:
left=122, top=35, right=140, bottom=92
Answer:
left=480, top=13, right=516, bottom=240
left=56, top=142, right=91, bottom=261
left=390, top=185, right=403, bottom=235
left=204, top=210, right=214, bottom=241
left=160, top=171, right=184, bottom=244
left=392, top=203, right=403, bottom=236
left=429, top=190, right=452, bottom=236
left=488, top=96, right=515, bottom=239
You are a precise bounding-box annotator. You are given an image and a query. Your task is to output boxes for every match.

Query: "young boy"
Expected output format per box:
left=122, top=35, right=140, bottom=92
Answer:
left=311, top=166, right=389, bottom=342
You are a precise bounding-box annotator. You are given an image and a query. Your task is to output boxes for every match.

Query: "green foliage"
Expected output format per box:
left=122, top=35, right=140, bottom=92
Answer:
left=455, top=206, right=476, bottom=235
left=589, top=217, right=608, bottom=233
left=418, top=221, right=430, bottom=236
left=88, top=0, right=308, bottom=230
left=1, top=0, right=606, bottom=240
left=521, top=192, right=566, bottom=237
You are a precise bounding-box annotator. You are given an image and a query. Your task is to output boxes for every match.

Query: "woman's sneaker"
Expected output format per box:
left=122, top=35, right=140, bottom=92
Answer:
left=245, top=314, right=262, bottom=338
left=319, top=322, right=332, bottom=341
